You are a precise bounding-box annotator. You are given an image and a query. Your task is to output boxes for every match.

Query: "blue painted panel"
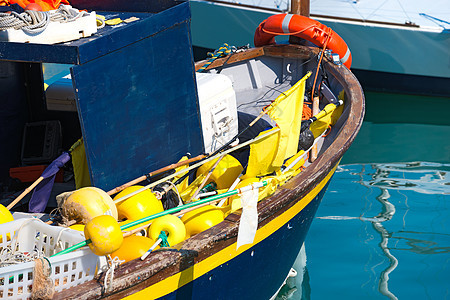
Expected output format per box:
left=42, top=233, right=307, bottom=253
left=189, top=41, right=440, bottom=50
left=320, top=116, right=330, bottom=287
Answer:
left=77, top=5, right=191, bottom=65
left=71, top=21, right=203, bottom=190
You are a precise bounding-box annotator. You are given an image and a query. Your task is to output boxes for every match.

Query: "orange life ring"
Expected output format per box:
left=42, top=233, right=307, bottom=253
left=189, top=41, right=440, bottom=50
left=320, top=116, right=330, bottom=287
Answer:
left=7, top=0, right=70, bottom=11
left=254, top=14, right=352, bottom=68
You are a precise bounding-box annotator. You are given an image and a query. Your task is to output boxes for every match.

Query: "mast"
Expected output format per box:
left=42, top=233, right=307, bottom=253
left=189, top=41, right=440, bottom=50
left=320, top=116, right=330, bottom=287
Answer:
left=290, top=0, right=310, bottom=17
left=289, top=0, right=310, bottom=44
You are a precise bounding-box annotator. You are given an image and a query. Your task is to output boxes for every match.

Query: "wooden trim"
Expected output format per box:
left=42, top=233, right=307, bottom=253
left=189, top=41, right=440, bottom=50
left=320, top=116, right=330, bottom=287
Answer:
left=194, top=48, right=265, bottom=72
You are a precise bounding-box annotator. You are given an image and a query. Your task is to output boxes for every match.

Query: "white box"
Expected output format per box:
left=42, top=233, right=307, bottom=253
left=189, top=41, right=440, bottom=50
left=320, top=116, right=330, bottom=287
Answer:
left=45, top=74, right=77, bottom=112
left=196, top=73, right=238, bottom=154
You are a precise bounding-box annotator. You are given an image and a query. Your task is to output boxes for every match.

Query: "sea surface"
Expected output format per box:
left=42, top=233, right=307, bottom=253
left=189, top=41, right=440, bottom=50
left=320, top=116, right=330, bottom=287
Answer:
left=276, top=92, right=450, bottom=299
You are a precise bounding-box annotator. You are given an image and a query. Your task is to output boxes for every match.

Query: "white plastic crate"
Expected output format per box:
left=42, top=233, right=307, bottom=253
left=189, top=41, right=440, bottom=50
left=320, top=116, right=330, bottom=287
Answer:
left=0, top=218, right=104, bottom=299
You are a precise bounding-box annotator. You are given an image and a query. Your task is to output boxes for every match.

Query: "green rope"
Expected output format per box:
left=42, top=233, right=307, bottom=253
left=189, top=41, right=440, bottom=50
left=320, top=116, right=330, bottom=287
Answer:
left=51, top=181, right=268, bottom=257
left=197, top=43, right=233, bottom=73
left=159, top=231, right=170, bottom=247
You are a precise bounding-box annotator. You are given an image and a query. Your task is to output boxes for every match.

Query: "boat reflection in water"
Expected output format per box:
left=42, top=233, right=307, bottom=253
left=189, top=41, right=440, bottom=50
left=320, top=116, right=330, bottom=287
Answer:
left=276, top=162, right=450, bottom=299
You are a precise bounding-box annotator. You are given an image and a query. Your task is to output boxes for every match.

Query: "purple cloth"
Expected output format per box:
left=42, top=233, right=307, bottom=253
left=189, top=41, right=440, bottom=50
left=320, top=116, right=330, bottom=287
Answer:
left=28, top=152, right=70, bottom=213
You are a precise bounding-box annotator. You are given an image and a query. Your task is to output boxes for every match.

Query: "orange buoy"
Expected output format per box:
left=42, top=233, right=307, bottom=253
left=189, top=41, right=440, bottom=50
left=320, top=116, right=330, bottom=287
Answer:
left=181, top=205, right=224, bottom=238
left=254, top=14, right=352, bottom=68
left=111, top=235, right=158, bottom=263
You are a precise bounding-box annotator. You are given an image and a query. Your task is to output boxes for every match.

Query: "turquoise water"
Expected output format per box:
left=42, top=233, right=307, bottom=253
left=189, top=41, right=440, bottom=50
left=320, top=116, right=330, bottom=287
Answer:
left=277, top=92, right=450, bottom=299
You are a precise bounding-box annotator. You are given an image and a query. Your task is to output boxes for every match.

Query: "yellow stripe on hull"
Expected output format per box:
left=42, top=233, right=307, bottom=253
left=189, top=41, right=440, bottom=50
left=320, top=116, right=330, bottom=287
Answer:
left=124, top=163, right=339, bottom=299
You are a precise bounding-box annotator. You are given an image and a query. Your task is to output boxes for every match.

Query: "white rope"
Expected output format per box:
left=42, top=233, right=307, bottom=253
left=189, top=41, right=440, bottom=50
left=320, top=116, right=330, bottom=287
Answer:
left=164, top=180, right=183, bottom=206
left=103, top=255, right=125, bottom=293
left=0, top=218, right=44, bottom=267
left=0, top=5, right=90, bottom=34
left=0, top=246, right=43, bottom=267
left=54, top=227, right=72, bottom=254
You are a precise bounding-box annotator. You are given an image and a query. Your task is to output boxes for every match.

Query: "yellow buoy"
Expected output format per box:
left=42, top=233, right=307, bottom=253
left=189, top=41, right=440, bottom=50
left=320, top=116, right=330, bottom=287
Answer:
left=181, top=205, right=224, bottom=238
left=114, top=185, right=163, bottom=221
left=84, top=215, right=123, bottom=256
left=62, top=187, right=118, bottom=224
left=68, top=223, right=85, bottom=232
left=111, top=235, right=158, bottom=263
left=148, top=215, right=186, bottom=246
left=0, top=204, right=14, bottom=242
left=0, top=204, right=14, bottom=225
left=196, top=155, right=243, bottom=189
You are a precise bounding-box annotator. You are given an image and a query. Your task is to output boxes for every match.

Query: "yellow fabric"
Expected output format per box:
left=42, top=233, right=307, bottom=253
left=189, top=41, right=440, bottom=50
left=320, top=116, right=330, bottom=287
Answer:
left=266, top=72, right=311, bottom=167
left=245, top=128, right=280, bottom=177
left=70, top=139, right=91, bottom=189
left=173, top=156, right=190, bottom=192
left=195, top=155, right=243, bottom=190
left=310, top=102, right=344, bottom=138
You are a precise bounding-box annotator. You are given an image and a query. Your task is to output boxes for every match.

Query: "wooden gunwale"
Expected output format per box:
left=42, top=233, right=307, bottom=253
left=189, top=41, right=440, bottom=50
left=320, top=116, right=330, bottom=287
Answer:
left=54, top=44, right=364, bottom=299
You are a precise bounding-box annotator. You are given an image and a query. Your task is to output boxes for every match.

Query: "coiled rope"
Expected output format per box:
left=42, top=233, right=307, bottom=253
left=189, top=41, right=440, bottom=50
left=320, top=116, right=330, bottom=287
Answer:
left=0, top=4, right=98, bottom=34
left=197, top=43, right=233, bottom=73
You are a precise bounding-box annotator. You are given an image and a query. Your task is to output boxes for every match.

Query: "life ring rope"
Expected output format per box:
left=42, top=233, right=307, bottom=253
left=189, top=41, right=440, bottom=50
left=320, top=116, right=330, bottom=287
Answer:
left=261, top=24, right=317, bottom=37
left=254, top=13, right=352, bottom=68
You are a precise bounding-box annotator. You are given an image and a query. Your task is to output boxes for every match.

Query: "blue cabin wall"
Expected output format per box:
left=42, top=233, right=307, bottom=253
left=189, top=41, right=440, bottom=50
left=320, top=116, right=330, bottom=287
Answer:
left=71, top=2, right=204, bottom=190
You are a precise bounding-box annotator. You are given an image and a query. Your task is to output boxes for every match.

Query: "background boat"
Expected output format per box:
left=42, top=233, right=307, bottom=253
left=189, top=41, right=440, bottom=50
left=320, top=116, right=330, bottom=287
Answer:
left=190, top=0, right=450, bottom=96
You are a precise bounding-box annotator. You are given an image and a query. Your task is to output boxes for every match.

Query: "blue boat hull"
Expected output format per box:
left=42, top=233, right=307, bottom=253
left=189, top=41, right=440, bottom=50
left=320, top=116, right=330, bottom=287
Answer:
left=158, top=182, right=328, bottom=299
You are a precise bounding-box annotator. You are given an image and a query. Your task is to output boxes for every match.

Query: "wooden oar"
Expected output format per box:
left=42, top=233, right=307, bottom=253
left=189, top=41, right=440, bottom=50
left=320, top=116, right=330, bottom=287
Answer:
left=106, top=154, right=205, bottom=195
left=6, top=177, right=44, bottom=210
left=52, top=181, right=268, bottom=257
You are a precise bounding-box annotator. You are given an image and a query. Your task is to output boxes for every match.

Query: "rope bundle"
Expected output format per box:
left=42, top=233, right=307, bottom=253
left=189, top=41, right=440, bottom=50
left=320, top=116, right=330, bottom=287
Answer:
left=0, top=4, right=90, bottom=34
left=0, top=246, right=43, bottom=267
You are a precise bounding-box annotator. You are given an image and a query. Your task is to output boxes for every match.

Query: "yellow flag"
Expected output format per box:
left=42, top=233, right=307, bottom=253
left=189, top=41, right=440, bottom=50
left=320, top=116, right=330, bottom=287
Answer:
left=245, top=128, right=280, bottom=177
left=70, top=139, right=91, bottom=189
left=266, top=72, right=311, bottom=167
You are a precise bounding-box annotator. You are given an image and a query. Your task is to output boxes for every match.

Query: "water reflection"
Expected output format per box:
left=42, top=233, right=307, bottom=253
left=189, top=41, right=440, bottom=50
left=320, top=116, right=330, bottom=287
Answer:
left=363, top=162, right=450, bottom=195
left=277, top=162, right=449, bottom=299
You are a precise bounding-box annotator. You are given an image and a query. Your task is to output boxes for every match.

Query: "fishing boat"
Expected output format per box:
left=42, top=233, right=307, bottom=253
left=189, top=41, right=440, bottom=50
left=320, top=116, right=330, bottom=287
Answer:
left=0, top=0, right=364, bottom=299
